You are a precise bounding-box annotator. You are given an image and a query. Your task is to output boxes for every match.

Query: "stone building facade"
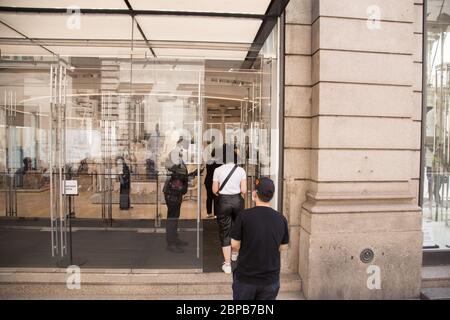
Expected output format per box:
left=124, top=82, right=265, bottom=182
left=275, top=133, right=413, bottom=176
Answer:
left=281, top=0, right=424, bottom=299
left=0, top=0, right=435, bottom=300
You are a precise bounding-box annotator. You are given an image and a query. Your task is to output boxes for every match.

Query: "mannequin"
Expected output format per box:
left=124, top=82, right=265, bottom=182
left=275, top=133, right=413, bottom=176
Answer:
left=117, top=157, right=131, bottom=210
left=15, top=157, right=32, bottom=188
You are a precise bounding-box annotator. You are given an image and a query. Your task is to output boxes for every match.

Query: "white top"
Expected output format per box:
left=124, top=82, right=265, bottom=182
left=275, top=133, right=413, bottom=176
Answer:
left=213, top=163, right=246, bottom=195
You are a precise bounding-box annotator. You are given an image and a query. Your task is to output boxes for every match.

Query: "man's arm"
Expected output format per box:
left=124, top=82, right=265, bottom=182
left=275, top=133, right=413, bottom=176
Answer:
left=279, top=219, right=289, bottom=252
left=230, top=214, right=242, bottom=255
left=231, top=239, right=241, bottom=253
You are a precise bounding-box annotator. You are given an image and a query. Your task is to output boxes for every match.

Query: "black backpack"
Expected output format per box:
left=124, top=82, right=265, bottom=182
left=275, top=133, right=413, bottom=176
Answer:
left=163, top=164, right=188, bottom=195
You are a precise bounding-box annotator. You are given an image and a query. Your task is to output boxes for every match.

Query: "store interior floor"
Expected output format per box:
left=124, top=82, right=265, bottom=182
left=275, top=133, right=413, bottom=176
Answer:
left=0, top=181, right=212, bottom=220
left=0, top=173, right=225, bottom=270
left=0, top=168, right=249, bottom=271
left=421, top=203, right=450, bottom=249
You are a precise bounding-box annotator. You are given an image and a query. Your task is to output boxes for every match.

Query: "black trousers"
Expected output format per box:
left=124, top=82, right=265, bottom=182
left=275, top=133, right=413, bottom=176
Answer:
left=164, top=193, right=183, bottom=245
left=205, top=183, right=217, bottom=215
left=216, top=194, right=244, bottom=247
left=233, top=275, right=280, bottom=300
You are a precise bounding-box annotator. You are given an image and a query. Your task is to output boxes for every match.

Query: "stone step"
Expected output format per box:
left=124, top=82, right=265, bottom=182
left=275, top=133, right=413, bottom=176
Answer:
left=0, top=287, right=305, bottom=300
left=422, top=266, right=450, bottom=288
left=0, top=270, right=302, bottom=298
left=420, top=287, right=450, bottom=300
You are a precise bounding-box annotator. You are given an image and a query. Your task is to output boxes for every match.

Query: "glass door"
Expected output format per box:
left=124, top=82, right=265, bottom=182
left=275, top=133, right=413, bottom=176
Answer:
left=58, top=58, right=204, bottom=270
left=49, top=59, right=69, bottom=260
left=0, top=53, right=280, bottom=271
left=0, top=54, right=61, bottom=267
left=0, top=55, right=204, bottom=270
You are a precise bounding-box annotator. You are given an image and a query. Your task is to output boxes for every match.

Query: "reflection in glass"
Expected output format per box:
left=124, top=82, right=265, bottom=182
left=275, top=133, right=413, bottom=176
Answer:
left=0, top=42, right=280, bottom=269
left=424, top=0, right=450, bottom=249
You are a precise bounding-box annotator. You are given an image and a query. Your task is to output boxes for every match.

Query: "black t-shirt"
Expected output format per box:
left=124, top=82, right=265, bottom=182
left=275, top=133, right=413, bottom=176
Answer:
left=230, top=206, right=289, bottom=285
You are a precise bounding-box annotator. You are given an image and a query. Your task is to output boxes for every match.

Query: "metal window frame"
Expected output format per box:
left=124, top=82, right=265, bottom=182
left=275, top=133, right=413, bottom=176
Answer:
left=419, top=0, right=427, bottom=209
left=0, top=6, right=270, bottom=19
left=241, top=0, right=290, bottom=69
left=278, top=12, right=285, bottom=214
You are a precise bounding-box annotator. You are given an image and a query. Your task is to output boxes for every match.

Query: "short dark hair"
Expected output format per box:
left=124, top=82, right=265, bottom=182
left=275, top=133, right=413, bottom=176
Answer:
left=256, top=190, right=273, bottom=202
left=220, top=143, right=238, bottom=164
left=255, top=177, right=275, bottom=202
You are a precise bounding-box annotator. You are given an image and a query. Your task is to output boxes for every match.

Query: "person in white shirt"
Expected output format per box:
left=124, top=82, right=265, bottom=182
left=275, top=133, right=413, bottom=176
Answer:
left=212, top=144, right=247, bottom=274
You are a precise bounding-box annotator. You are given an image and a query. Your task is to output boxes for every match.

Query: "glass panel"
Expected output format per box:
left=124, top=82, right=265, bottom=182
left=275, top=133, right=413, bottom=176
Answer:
left=0, top=54, right=206, bottom=270
left=259, top=21, right=280, bottom=208
left=203, top=60, right=279, bottom=213
left=130, top=0, right=272, bottom=14
left=423, top=1, right=450, bottom=250
left=0, top=54, right=59, bottom=267
left=0, top=0, right=271, bottom=13
left=0, top=57, right=54, bottom=218
left=0, top=13, right=141, bottom=40
left=135, top=16, right=261, bottom=43
left=60, top=58, right=204, bottom=270
left=0, top=18, right=280, bottom=271
left=153, top=48, right=248, bottom=61
left=0, top=1, right=128, bottom=9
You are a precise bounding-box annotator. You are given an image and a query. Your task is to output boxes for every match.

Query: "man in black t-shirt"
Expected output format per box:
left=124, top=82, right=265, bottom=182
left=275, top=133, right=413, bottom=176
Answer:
left=230, top=177, right=289, bottom=300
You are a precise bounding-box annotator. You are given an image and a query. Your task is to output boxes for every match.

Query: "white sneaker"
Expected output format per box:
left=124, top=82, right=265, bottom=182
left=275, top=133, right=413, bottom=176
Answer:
left=222, top=262, right=232, bottom=274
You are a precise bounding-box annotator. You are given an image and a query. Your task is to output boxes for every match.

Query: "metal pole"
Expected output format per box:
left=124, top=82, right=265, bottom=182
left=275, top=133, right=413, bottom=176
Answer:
left=197, top=70, right=202, bottom=260
left=244, top=89, right=250, bottom=207
left=108, top=94, right=113, bottom=226
left=101, top=93, right=105, bottom=220
left=62, top=65, right=68, bottom=255
left=69, top=207, right=73, bottom=264
left=8, top=90, right=12, bottom=216
left=49, top=64, right=57, bottom=256
left=13, top=90, right=16, bottom=216
left=3, top=90, right=7, bottom=216
left=58, top=64, right=65, bottom=257
left=4, top=90, right=9, bottom=217
left=155, top=120, right=160, bottom=228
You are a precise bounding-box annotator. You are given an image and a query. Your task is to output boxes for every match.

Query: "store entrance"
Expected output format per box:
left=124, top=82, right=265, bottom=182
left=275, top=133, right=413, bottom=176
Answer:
left=0, top=55, right=277, bottom=272
left=0, top=56, right=205, bottom=270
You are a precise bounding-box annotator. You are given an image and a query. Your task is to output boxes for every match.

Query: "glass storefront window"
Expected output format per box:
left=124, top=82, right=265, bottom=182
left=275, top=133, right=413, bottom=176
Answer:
left=423, top=0, right=450, bottom=250
left=0, top=14, right=281, bottom=270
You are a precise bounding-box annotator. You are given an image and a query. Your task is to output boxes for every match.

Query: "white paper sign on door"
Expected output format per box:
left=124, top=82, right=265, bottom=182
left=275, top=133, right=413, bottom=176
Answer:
left=422, top=220, right=438, bottom=248
left=62, top=180, right=78, bottom=196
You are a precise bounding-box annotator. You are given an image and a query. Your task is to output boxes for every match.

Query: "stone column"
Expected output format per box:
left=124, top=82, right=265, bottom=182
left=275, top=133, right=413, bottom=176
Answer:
left=282, top=0, right=313, bottom=274
left=285, top=0, right=424, bottom=299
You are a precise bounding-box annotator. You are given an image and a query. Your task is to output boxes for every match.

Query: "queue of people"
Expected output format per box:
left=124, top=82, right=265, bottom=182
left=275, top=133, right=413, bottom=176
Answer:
left=161, top=141, right=289, bottom=300
left=110, top=138, right=288, bottom=300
